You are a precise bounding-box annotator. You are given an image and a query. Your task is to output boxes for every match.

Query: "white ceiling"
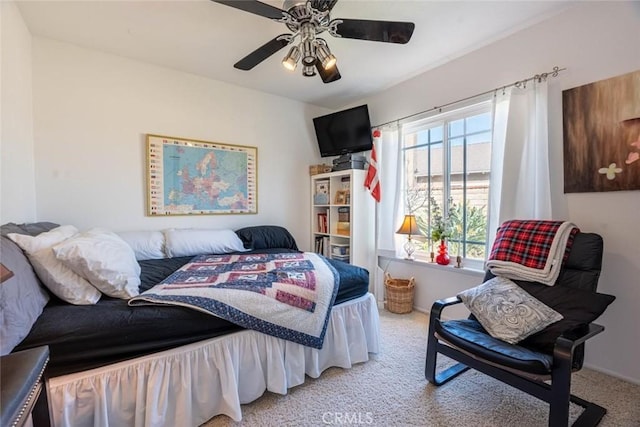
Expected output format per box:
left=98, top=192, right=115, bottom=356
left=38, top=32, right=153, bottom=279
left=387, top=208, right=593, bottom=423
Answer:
left=16, top=0, right=572, bottom=109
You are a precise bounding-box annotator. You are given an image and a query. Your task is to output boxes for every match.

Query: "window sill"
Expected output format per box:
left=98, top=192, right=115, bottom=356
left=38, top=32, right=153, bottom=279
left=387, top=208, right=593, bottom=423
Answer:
left=377, top=249, right=485, bottom=278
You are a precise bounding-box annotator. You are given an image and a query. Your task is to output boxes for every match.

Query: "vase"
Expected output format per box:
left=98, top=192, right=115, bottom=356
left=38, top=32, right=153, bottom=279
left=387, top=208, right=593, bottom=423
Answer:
left=435, top=239, right=450, bottom=266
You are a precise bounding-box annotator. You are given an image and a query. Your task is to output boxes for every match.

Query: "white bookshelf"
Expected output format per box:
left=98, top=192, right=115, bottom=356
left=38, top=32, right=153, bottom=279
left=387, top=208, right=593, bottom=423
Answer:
left=310, top=169, right=375, bottom=277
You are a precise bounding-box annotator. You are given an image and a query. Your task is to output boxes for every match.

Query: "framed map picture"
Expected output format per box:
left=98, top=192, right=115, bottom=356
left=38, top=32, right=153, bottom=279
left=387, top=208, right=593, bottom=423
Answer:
left=146, top=134, right=257, bottom=215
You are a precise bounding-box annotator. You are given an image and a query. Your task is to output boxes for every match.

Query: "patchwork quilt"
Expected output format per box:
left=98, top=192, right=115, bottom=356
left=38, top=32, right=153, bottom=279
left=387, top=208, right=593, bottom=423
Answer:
left=129, top=252, right=339, bottom=349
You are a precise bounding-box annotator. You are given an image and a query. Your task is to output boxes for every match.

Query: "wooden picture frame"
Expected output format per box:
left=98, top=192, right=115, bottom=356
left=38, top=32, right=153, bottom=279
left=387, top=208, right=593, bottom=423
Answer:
left=334, top=190, right=349, bottom=205
left=146, top=134, right=257, bottom=215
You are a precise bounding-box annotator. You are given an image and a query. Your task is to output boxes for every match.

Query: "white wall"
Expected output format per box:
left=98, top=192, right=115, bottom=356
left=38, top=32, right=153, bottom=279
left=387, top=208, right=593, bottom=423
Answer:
left=362, top=1, right=640, bottom=383
left=0, top=1, right=37, bottom=223
left=30, top=38, right=329, bottom=250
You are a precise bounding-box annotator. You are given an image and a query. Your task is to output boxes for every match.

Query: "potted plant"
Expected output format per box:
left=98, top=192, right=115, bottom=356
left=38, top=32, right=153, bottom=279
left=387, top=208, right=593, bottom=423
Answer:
left=430, top=198, right=452, bottom=265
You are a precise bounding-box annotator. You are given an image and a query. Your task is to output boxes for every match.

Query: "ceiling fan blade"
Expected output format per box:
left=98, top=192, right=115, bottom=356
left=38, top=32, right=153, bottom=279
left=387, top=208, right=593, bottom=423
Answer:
left=315, top=61, right=341, bottom=84
left=311, top=0, right=340, bottom=12
left=234, top=35, right=292, bottom=70
left=333, top=19, right=415, bottom=44
left=212, top=0, right=285, bottom=20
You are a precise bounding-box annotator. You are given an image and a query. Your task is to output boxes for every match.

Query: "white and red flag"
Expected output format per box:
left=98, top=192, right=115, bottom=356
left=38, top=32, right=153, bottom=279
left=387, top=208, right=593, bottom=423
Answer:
left=364, top=129, right=381, bottom=202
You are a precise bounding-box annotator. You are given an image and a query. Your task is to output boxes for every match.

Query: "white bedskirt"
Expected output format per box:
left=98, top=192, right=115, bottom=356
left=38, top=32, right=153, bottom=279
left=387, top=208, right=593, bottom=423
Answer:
left=47, top=293, right=380, bottom=427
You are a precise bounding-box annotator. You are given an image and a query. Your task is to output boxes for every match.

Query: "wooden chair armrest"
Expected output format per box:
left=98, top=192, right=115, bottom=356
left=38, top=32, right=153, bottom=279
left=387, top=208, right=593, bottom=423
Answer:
left=430, top=296, right=463, bottom=322
left=553, top=323, right=604, bottom=360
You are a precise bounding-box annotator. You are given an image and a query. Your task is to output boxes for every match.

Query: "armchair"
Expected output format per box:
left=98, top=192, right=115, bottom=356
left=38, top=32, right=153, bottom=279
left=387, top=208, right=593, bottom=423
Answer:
left=425, top=232, right=615, bottom=426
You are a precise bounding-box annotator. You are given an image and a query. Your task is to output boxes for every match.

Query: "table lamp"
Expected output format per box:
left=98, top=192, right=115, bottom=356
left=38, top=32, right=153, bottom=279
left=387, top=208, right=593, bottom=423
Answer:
left=396, top=215, right=422, bottom=260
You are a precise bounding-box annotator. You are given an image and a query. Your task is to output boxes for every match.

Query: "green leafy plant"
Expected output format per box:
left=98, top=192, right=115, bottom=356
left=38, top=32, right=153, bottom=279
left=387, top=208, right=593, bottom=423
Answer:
left=430, top=196, right=453, bottom=241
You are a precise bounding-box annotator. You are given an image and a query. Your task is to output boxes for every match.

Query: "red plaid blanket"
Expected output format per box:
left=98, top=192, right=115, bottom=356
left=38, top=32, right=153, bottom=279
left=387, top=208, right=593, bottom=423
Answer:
left=489, top=220, right=579, bottom=269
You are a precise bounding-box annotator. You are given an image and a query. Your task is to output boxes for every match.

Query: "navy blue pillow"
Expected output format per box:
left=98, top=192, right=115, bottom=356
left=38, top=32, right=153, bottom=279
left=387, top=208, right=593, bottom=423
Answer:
left=235, top=226, right=298, bottom=251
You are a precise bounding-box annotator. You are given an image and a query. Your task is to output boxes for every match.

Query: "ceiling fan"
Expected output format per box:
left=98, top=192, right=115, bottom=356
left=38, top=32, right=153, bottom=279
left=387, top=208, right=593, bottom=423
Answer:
left=212, top=0, right=415, bottom=83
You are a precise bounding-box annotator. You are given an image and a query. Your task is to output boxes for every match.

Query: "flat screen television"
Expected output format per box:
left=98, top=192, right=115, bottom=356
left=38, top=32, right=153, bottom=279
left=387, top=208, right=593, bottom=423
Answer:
left=313, top=104, right=373, bottom=158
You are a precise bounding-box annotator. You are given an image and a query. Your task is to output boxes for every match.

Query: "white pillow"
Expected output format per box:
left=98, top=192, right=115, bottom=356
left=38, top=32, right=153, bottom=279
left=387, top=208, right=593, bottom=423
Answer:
left=163, top=228, right=248, bottom=258
left=116, top=230, right=165, bottom=260
left=7, top=226, right=102, bottom=305
left=53, top=228, right=141, bottom=299
left=8, top=224, right=78, bottom=253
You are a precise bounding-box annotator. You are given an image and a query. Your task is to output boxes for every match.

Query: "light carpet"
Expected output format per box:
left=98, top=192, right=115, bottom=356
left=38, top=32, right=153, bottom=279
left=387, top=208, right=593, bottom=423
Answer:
left=203, top=309, right=640, bottom=426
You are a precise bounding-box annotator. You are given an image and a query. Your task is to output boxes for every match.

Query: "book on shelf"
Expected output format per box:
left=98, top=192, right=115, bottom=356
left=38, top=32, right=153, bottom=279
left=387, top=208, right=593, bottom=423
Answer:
left=317, top=212, right=328, bottom=233
left=314, top=235, right=331, bottom=258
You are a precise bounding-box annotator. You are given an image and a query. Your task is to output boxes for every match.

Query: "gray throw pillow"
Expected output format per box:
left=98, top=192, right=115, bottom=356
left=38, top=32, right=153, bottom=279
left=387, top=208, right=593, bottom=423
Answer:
left=0, top=221, right=59, bottom=237
left=0, top=236, right=50, bottom=355
left=458, top=276, right=563, bottom=344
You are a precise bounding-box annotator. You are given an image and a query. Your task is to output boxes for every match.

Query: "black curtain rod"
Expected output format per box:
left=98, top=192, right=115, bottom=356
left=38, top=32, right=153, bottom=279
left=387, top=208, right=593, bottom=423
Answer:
left=373, top=66, right=566, bottom=129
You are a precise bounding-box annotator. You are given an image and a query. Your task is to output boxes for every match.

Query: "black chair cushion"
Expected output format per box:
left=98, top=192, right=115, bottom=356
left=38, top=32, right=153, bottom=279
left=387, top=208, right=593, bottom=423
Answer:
left=517, top=282, right=615, bottom=353
left=562, top=232, right=603, bottom=273
left=436, top=319, right=553, bottom=375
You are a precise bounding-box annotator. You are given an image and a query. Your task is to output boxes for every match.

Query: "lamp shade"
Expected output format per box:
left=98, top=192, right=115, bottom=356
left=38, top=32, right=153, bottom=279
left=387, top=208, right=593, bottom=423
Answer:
left=282, top=46, right=301, bottom=71
left=396, top=215, right=421, bottom=236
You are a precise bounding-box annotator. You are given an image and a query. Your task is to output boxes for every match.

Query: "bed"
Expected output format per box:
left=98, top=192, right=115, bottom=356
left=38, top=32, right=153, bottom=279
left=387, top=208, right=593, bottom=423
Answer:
left=1, top=223, right=379, bottom=426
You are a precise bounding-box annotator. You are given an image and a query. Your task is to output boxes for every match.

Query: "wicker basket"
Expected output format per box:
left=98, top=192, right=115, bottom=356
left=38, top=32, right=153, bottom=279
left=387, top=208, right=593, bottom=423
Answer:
left=384, top=273, right=415, bottom=314
left=309, top=164, right=332, bottom=175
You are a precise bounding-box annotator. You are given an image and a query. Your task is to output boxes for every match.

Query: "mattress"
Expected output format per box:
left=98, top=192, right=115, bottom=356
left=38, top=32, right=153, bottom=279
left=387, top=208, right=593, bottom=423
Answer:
left=16, top=250, right=369, bottom=376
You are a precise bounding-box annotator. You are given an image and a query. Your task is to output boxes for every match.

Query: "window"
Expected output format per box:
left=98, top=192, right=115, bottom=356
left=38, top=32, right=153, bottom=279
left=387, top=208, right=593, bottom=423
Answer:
left=401, top=100, right=493, bottom=264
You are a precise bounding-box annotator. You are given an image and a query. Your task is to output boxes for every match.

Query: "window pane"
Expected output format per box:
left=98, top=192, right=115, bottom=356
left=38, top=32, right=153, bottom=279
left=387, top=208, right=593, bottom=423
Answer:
left=449, top=119, right=464, bottom=137
left=413, top=205, right=430, bottom=252
left=429, top=126, right=443, bottom=143
left=429, top=140, right=444, bottom=178
left=450, top=133, right=464, bottom=254
left=404, top=131, right=419, bottom=149
left=405, top=144, right=427, bottom=187
left=465, top=112, right=491, bottom=134
left=467, top=131, right=491, bottom=145
left=465, top=131, right=491, bottom=259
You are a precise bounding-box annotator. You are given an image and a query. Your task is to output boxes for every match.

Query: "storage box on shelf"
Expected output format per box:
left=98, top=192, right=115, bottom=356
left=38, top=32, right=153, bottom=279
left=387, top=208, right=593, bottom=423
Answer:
left=310, top=169, right=374, bottom=280
left=309, top=164, right=333, bottom=175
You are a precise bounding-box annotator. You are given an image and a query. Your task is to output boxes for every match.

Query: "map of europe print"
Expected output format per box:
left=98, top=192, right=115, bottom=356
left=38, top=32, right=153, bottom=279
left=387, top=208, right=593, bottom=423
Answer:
left=164, top=144, right=249, bottom=211
left=147, top=134, right=257, bottom=215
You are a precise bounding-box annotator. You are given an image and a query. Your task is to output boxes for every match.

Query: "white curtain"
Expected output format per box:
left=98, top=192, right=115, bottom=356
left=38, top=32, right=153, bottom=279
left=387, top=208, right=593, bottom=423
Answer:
left=488, top=80, right=552, bottom=250
left=372, top=124, right=402, bottom=301
left=376, top=125, right=403, bottom=254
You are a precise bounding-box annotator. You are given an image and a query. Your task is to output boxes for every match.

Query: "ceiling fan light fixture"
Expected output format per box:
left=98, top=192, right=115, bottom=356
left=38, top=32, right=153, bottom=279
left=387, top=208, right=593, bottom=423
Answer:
left=301, top=39, right=316, bottom=66
left=316, top=43, right=337, bottom=70
left=303, top=65, right=317, bottom=77
left=282, top=45, right=301, bottom=71
left=213, top=0, right=415, bottom=83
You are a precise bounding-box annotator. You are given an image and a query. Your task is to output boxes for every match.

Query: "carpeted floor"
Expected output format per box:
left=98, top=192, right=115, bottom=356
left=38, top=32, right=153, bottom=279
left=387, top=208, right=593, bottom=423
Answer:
left=203, top=310, right=640, bottom=426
